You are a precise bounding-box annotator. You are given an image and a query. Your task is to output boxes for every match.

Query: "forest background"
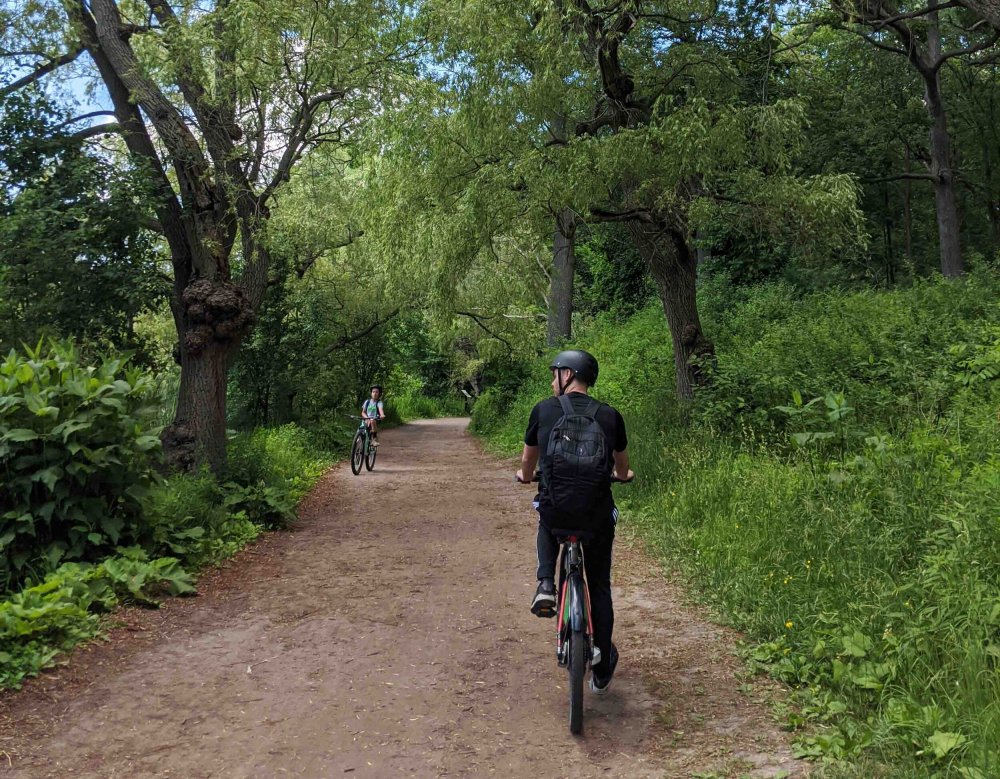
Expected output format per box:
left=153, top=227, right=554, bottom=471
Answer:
left=2, top=0, right=1000, bottom=775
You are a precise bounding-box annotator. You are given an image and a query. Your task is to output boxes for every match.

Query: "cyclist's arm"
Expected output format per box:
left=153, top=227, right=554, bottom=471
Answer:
left=516, top=444, right=539, bottom=484
left=613, top=449, right=634, bottom=482
left=377, top=401, right=386, bottom=419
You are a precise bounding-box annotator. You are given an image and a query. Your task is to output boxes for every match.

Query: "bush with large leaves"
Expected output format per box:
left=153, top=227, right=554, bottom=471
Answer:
left=0, top=341, right=161, bottom=591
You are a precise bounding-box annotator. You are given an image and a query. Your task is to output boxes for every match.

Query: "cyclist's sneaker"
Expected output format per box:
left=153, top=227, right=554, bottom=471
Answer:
left=530, top=578, right=556, bottom=618
left=371, top=438, right=379, bottom=448
left=590, top=642, right=618, bottom=695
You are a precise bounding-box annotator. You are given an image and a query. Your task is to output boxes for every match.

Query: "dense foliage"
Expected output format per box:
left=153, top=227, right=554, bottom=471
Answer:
left=0, top=91, right=164, bottom=358
left=0, top=342, right=161, bottom=590
left=0, top=341, right=335, bottom=688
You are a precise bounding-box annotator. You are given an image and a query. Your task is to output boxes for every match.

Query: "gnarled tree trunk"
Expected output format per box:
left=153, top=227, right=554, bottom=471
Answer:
left=626, top=218, right=714, bottom=401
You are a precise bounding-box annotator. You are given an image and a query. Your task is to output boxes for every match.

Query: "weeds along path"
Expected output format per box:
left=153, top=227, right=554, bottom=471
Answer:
left=0, top=418, right=805, bottom=778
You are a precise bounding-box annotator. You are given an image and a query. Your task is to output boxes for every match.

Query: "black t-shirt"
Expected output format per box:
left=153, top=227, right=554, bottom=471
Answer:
left=524, top=392, right=628, bottom=527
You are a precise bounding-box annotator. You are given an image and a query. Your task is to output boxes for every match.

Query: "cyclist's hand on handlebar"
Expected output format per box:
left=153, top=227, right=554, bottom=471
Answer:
left=612, top=469, right=635, bottom=483
left=515, top=469, right=541, bottom=484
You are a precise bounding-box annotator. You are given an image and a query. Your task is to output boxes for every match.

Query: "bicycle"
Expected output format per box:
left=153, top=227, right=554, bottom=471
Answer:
left=346, top=415, right=378, bottom=475
left=517, top=471, right=632, bottom=735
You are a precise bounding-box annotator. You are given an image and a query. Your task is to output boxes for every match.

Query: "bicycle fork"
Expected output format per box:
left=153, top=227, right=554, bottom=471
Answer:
left=555, top=572, right=600, bottom=668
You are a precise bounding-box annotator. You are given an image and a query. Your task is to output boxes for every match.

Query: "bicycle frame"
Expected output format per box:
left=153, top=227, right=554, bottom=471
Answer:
left=555, top=537, right=596, bottom=667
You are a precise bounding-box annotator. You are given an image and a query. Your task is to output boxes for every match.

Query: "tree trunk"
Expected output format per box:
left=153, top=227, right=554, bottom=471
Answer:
left=165, top=342, right=229, bottom=472
left=922, top=9, right=964, bottom=277
left=626, top=219, right=714, bottom=401
left=163, top=278, right=255, bottom=472
left=981, top=137, right=1000, bottom=247
left=547, top=208, right=577, bottom=347
left=904, top=146, right=914, bottom=268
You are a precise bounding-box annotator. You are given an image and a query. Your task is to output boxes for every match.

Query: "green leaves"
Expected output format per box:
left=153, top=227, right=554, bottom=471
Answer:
left=926, top=730, right=967, bottom=760
left=0, top=553, right=196, bottom=688
left=0, top=341, right=162, bottom=591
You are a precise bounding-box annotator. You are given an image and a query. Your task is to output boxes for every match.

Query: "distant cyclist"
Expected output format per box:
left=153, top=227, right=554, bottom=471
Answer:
left=515, top=349, right=633, bottom=694
left=361, top=385, right=386, bottom=447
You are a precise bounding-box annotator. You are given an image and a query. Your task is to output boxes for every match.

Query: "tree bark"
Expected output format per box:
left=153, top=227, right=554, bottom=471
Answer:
left=922, top=18, right=964, bottom=278
left=957, top=0, right=1000, bottom=31
left=166, top=342, right=230, bottom=471
left=904, top=146, right=914, bottom=268
left=547, top=208, right=577, bottom=346
left=625, top=218, right=714, bottom=401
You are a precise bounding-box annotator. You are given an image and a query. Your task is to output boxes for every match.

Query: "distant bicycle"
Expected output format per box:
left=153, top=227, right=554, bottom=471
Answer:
left=347, top=415, right=378, bottom=475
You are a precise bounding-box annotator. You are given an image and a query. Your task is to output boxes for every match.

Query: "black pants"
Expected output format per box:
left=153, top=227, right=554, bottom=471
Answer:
left=535, top=517, right=616, bottom=679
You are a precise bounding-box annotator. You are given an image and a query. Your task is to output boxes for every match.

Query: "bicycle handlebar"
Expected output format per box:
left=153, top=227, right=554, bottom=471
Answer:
left=515, top=472, right=634, bottom=484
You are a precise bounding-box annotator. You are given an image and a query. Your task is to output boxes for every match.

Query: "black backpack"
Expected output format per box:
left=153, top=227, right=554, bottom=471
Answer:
left=540, top=395, right=612, bottom=526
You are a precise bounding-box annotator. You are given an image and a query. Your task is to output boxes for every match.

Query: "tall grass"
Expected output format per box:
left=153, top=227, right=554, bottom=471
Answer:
left=473, top=270, right=1000, bottom=777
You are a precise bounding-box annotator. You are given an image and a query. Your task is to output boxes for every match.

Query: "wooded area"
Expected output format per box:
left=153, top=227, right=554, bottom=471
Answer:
left=3, top=0, right=1000, bottom=775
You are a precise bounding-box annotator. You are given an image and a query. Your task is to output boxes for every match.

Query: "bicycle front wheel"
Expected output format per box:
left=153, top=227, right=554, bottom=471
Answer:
left=568, top=628, right=586, bottom=735
left=350, top=433, right=364, bottom=475
left=365, top=438, right=377, bottom=471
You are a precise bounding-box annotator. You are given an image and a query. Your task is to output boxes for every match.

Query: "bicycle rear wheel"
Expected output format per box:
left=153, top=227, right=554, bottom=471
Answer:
left=365, top=438, right=377, bottom=471
left=350, top=433, right=364, bottom=475
left=568, top=627, right=586, bottom=734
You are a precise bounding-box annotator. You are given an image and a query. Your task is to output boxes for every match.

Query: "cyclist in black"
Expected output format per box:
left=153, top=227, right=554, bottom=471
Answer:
left=515, top=349, right=633, bottom=694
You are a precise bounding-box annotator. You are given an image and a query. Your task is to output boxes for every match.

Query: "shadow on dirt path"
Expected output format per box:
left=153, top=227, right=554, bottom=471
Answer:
left=0, top=418, right=806, bottom=778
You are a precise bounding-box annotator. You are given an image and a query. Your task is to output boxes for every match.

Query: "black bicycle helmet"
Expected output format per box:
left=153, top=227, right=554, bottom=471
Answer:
left=549, top=349, right=599, bottom=387
left=370, top=384, right=383, bottom=394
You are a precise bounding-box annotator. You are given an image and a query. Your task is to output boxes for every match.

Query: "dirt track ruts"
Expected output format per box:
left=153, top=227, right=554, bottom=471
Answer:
left=0, top=418, right=806, bottom=778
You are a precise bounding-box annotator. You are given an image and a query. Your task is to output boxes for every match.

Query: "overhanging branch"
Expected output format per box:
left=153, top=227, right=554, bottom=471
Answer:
left=0, top=45, right=85, bottom=97
left=456, top=310, right=514, bottom=349
left=321, top=308, right=401, bottom=355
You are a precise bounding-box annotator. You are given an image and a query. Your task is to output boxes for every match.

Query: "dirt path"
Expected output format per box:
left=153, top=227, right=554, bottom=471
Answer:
left=0, top=419, right=805, bottom=778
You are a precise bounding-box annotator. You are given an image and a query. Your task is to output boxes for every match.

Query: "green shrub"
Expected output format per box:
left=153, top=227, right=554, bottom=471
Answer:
left=141, top=471, right=260, bottom=567
left=225, top=424, right=332, bottom=528
left=0, top=341, right=162, bottom=591
left=695, top=269, right=1000, bottom=440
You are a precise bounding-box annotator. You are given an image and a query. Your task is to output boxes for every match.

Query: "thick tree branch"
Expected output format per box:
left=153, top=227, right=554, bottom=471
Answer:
left=72, top=0, right=191, bottom=285
left=0, top=45, right=85, bottom=97
left=872, top=0, right=960, bottom=27
left=935, top=28, right=1000, bottom=68
left=456, top=311, right=514, bottom=349
left=589, top=206, right=654, bottom=222
left=70, top=122, right=122, bottom=140
left=293, top=229, right=365, bottom=278
left=321, top=308, right=401, bottom=355
left=864, top=172, right=939, bottom=182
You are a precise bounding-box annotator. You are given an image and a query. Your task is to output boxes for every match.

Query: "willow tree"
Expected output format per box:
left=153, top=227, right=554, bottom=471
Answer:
left=1, top=0, right=416, bottom=470
left=364, top=0, right=864, bottom=400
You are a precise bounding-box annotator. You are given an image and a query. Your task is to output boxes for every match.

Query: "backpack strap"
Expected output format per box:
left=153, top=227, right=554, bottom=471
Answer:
left=557, top=393, right=574, bottom=418
left=584, top=399, right=600, bottom=419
